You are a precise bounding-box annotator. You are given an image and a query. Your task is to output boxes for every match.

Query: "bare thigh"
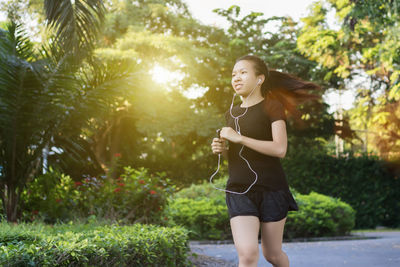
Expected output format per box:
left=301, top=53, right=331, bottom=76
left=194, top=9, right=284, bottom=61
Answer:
left=230, top=216, right=260, bottom=264
left=260, top=217, right=286, bottom=257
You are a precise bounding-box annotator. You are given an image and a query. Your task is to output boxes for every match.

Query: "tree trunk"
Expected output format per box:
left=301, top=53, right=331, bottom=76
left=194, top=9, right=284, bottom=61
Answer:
left=2, top=184, right=19, bottom=222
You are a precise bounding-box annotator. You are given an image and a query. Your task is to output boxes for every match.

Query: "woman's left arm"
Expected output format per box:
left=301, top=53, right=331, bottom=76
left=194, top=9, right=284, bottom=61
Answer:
left=237, top=120, right=287, bottom=158
left=220, top=120, right=287, bottom=158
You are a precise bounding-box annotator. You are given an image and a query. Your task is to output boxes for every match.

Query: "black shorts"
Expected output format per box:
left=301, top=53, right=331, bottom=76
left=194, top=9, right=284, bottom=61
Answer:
left=225, top=189, right=299, bottom=222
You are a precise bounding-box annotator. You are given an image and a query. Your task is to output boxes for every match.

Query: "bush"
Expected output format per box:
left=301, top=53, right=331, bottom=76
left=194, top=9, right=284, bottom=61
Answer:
left=175, top=176, right=227, bottom=204
left=164, top=198, right=230, bottom=240
left=285, top=192, right=355, bottom=238
left=0, top=221, right=190, bottom=267
left=19, top=167, right=79, bottom=222
left=164, top=178, right=229, bottom=240
left=165, top=177, right=355, bottom=240
left=20, top=166, right=175, bottom=224
left=282, top=148, right=400, bottom=228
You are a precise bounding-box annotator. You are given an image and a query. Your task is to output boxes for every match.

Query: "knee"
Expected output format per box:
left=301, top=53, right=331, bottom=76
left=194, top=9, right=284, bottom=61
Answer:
left=265, top=254, right=278, bottom=265
left=238, top=245, right=259, bottom=265
left=264, top=250, right=284, bottom=265
left=264, top=251, right=285, bottom=266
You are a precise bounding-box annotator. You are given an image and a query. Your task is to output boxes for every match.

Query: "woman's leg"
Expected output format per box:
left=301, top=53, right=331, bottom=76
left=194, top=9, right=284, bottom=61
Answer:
left=230, top=215, right=260, bottom=267
left=260, top=216, right=289, bottom=267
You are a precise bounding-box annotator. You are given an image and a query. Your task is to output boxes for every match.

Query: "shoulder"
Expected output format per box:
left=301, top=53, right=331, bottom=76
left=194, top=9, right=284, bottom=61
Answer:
left=263, top=98, right=286, bottom=123
left=266, top=98, right=284, bottom=109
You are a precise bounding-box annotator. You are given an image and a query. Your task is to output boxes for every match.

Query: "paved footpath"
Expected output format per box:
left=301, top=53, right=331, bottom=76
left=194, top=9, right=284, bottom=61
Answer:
left=189, top=231, right=400, bottom=267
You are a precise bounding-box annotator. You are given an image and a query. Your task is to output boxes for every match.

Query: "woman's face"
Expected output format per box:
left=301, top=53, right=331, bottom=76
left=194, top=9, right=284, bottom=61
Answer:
left=231, top=60, right=262, bottom=97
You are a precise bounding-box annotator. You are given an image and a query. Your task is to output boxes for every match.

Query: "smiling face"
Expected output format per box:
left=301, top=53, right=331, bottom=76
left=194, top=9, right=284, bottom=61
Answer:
left=231, top=60, right=263, bottom=98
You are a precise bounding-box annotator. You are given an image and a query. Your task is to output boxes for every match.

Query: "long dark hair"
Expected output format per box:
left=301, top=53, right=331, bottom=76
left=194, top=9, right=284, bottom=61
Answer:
left=236, top=55, right=321, bottom=124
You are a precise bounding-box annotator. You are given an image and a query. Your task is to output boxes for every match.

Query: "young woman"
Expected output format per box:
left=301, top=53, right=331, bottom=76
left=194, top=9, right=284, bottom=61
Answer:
left=211, top=55, right=320, bottom=267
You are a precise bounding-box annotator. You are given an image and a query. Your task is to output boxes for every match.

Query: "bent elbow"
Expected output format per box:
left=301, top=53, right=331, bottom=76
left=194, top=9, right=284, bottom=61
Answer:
left=278, top=148, right=287, bottom=159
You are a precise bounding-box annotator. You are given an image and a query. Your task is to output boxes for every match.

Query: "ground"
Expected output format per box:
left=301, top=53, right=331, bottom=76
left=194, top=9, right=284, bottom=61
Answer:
left=188, top=253, right=235, bottom=267
left=189, top=231, right=400, bottom=267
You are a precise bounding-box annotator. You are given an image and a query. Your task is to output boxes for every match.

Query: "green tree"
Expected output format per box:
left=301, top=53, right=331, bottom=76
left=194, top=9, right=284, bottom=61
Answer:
left=0, top=0, right=134, bottom=222
left=297, top=0, right=400, bottom=160
left=63, top=0, right=229, bottom=185
left=84, top=3, right=338, bottom=186
left=89, top=4, right=337, bottom=187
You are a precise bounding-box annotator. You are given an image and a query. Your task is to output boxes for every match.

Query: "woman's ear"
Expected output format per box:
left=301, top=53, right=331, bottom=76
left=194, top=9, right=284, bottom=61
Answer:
left=257, top=75, right=265, bottom=85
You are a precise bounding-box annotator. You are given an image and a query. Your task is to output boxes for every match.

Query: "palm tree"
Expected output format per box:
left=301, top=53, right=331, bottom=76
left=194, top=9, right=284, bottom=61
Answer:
left=0, top=22, right=58, bottom=222
left=0, top=0, right=135, bottom=222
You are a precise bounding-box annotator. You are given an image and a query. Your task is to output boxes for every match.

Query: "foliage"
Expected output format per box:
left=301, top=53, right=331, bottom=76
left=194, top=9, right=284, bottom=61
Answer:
left=2, top=0, right=398, bottom=227
left=20, top=167, right=79, bottom=223
left=0, top=1, right=138, bottom=222
left=44, top=0, right=105, bottom=58
left=20, top=166, right=175, bottom=224
left=0, top=221, right=190, bottom=266
left=164, top=178, right=230, bottom=240
left=164, top=177, right=355, bottom=240
left=0, top=21, right=74, bottom=222
left=164, top=197, right=230, bottom=240
left=282, top=146, right=400, bottom=228
left=89, top=2, right=337, bottom=188
left=89, top=0, right=230, bottom=186
left=344, top=0, right=400, bottom=29
left=214, top=5, right=333, bottom=85
left=1, top=1, right=337, bottom=216
left=174, top=175, right=227, bottom=203
left=285, top=191, right=355, bottom=238
left=297, top=0, right=400, bottom=160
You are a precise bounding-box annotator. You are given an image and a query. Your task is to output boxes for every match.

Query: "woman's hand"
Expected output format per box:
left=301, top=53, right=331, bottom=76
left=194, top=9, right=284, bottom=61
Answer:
left=211, top=137, right=228, bottom=154
left=220, top=127, right=242, bottom=144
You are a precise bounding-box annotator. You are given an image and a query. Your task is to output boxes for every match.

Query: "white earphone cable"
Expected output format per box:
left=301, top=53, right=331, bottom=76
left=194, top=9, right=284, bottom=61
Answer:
left=210, top=80, right=261, bottom=194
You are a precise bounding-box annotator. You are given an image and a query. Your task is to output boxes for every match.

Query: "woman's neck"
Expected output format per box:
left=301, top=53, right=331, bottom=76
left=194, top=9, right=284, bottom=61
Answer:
left=240, top=94, right=264, bottom=108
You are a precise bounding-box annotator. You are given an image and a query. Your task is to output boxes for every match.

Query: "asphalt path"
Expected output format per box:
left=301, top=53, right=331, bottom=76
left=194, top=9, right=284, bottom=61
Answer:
left=189, top=231, right=400, bottom=267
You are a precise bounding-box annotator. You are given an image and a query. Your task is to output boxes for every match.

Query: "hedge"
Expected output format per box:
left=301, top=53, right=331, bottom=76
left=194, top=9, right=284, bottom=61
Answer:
left=285, top=192, right=355, bottom=238
left=164, top=177, right=230, bottom=240
left=282, top=149, right=400, bottom=228
left=0, top=221, right=190, bottom=267
left=164, top=177, right=355, bottom=240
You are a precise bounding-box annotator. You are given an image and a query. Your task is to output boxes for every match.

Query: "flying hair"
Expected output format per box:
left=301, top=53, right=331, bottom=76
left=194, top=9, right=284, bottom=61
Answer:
left=235, top=55, right=322, bottom=127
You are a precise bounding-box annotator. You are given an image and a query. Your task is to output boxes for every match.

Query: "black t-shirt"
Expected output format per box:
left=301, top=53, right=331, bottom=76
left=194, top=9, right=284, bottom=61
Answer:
left=224, top=97, right=289, bottom=192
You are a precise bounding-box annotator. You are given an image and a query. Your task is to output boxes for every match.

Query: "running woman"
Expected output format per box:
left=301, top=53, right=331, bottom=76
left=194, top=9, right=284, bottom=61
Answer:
left=211, top=54, right=320, bottom=267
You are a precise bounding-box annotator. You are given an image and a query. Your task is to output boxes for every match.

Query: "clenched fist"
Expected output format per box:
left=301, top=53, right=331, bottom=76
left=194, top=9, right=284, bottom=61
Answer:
left=211, top=138, right=228, bottom=154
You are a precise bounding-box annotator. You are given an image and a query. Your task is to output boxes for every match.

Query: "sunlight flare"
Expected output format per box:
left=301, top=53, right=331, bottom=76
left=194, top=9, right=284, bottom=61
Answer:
left=150, top=64, right=184, bottom=86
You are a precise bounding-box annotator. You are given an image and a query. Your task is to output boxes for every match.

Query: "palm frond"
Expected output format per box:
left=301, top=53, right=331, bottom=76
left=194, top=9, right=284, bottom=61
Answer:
left=75, top=57, right=138, bottom=114
left=0, top=21, right=35, bottom=61
left=44, top=0, right=106, bottom=55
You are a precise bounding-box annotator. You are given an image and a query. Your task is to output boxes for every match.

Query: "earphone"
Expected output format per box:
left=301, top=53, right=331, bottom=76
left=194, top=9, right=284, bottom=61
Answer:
left=209, top=80, right=261, bottom=194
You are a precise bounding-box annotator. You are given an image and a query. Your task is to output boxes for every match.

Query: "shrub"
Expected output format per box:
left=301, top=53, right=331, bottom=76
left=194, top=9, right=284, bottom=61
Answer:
left=164, top=198, right=230, bottom=240
left=282, top=148, right=400, bottom=228
left=20, top=166, right=175, bottom=224
left=0, top=221, right=190, bottom=267
left=285, top=192, right=355, bottom=239
left=164, top=178, right=229, bottom=240
left=165, top=177, right=355, bottom=240
left=175, top=176, right=227, bottom=204
left=77, top=166, right=175, bottom=224
left=20, top=167, right=79, bottom=222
